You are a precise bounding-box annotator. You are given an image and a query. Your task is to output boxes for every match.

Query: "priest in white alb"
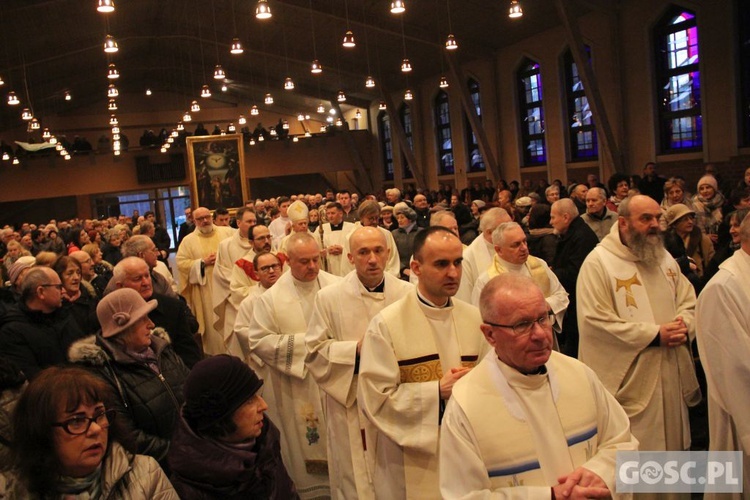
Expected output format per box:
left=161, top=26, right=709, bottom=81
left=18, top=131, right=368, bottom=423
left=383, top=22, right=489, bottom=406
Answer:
left=228, top=224, right=276, bottom=307
left=471, top=222, right=568, bottom=332
left=357, top=227, right=489, bottom=499
left=268, top=196, right=291, bottom=250
left=246, top=232, right=340, bottom=499
left=306, top=226, right=413, bottom=500
left=696, top=213, right=750, bottom=498
left=578, top=195, right=701, bottom=452
left=340, top=200, right=400, bottom=278
left=231, top=250, right=283, bottom=414
left=278, top=200, right=318, bottom=255
left=176, top=206, right=234, bottom=355
left=441, top=274, right=638, bottom=498
left=456, top=207, right=511, bottom=302
left=211, top=207, right=256, bottom=357
left=315, top=202, right=355, bottom=277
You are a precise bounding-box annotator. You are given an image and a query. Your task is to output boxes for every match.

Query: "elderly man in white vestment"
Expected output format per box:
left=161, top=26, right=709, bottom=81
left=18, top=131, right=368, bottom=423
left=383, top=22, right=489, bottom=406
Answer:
left=246, top=232, right=340, bottom=499
left=441, top=274, right=638, bottom=499
left=279, top=200, right=319, bottom=255
left=306, top=227, right=413, bottom=500
left=316, top=202, right=355, bottom=277
left=471, top=222, right=568, bottom=332
left=578, top=195, right=701, bottom=452
left=211, top=207, right=256, bottom=357
left=176, top=206, right=235, bottom=355
left=456, top=207, right=512, bottom=302
left=696, top=214, right=750, bottom=498
left=357, top=227, right=490, bottom=499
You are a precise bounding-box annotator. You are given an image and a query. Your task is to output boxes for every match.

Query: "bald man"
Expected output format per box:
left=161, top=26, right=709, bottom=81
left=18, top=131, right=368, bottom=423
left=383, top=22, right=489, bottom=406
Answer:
left=306, top=227, right=413, bottom=499
left=246, top=233, right=341, bottom=498
left=357, top=227, right=489, bottom=499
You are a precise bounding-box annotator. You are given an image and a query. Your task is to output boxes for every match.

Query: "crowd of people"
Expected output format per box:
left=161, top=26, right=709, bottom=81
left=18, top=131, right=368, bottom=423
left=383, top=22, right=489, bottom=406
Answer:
left=0, top=162, right=748, bottom=498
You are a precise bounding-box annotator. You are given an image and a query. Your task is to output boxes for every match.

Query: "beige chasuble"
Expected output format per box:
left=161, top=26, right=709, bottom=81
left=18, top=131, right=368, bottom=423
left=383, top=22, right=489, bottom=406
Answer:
left=357, top=291, right=489, bottom=499
left=176, top=225, right=234, bottom=355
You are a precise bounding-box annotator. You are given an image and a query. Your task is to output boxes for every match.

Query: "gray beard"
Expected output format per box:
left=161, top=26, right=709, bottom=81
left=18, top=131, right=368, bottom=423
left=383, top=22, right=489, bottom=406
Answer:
left=626, top=227, right=666, bottom=267
left=197, top=224, right=214, bottom=235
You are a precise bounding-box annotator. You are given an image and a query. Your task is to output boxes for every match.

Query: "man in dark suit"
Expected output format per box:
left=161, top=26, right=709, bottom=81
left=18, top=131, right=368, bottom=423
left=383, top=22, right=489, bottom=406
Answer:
left=550, top=198, right=599, bottom=358
left=177, top=207, right=194, bottom=249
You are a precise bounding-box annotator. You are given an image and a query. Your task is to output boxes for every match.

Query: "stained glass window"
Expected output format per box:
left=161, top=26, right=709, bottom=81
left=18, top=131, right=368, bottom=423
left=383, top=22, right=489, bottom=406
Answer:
left=518, top=59, right=546, bottom=166
left=434, top=91, right=454, bottom=175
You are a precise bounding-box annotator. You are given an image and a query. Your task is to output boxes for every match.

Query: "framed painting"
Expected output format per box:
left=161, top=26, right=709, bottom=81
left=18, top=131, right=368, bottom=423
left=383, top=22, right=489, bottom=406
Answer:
left=186, top=134, right=247, bottom=211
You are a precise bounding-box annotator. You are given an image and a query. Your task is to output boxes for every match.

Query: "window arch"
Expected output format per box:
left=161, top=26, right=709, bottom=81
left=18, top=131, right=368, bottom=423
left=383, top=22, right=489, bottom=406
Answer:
left=378, top=111, right=394, bottom=181
left=563, top=49, right=598, bottom=161
left=434, top=90, right=454, bottom=175
left=465, top=78, right=485, bottom=172
left=517, top=59, right=546, bottom=166
left=654, top=7, right=702, bottom=152
left=739, top=1, right=750, bottom=146
left=399, top=103, right=414, bottom=179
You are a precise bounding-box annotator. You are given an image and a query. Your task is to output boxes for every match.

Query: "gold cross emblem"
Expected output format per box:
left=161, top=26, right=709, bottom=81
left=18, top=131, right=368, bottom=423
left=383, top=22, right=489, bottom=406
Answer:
left=665, top=268, right=677, bottom=281
left=616, top=273, right=642, bottom=308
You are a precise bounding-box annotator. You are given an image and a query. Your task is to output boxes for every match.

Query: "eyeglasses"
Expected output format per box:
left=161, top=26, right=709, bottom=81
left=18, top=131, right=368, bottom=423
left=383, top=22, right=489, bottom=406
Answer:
left=52, top=409, right=116, bottom=435
left=258, top=263, right=282, bottom=272
left=194, top=215, right=212, bottom=222
left=40, top=283, right=64, bottom=290
left=483, top=311, right=555, bottom=337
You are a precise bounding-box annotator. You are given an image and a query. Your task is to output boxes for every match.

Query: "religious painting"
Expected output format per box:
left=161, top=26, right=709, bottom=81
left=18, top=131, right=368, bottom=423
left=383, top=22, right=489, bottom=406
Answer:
left=186, top=134, right=247, bottom=211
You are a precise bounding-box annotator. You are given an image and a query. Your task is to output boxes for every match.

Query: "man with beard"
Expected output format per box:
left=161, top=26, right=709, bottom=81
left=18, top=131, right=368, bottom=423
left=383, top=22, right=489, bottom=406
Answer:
left=177, top=207, right=235, bottom=355
left=578, top=195, right=700, bottom=454
left=228, top=224, right=279, bottom=306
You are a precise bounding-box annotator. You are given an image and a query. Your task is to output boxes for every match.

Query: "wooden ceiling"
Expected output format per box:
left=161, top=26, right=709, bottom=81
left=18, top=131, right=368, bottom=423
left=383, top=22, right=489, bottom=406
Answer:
left=0, top=0, right=599, bottom=133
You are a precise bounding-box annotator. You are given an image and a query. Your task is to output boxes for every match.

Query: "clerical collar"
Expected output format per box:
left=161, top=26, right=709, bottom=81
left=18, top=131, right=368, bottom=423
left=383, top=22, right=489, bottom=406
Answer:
left=363, top=277, right=385, bottom=293
left=417, top=289, right=451, bottom=308
left=330, top=222, right=344, bottom=231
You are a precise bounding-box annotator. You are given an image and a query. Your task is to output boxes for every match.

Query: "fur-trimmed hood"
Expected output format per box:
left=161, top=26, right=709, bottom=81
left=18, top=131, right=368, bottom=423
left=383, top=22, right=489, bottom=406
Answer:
left=68, top=327, right=171, bottom=366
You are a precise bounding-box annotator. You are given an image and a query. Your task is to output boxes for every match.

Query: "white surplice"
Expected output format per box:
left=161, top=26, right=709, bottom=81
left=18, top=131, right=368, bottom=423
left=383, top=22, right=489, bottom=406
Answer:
left=306, top=271, right=413, bottom=500
left=210, top=228, right=251, bottom=357
left=440, top=351, right=638, bottom=499
left=246, top=270, right=341, bottom=499
left=696, top=248, right=750, bottom=499
left=176, top=225, right=234, bottom=355
left=313, top=222, right=355, bottom=277
left=457, top=235, right=494, bottom=303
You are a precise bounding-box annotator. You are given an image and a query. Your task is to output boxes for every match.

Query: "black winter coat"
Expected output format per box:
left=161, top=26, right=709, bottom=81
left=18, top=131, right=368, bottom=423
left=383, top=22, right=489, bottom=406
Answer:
left=0, top=303, right=85, bottom=379
left=148, top=292, right=202, bottom=368
left=168, top=415, right=299, bottom=499
left=68, top=330, right=189, bottom=464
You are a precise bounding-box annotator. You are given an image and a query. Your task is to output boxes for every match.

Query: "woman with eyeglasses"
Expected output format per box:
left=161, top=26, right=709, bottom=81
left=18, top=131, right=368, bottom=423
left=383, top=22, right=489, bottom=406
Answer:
left=68, top=288, right=189, bottom=469
left=0, top=365, right=178, bottom=498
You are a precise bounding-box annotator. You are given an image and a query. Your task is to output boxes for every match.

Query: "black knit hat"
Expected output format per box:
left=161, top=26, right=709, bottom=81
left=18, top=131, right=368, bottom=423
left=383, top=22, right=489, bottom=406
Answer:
left=183, top=355, right=263, bottom=431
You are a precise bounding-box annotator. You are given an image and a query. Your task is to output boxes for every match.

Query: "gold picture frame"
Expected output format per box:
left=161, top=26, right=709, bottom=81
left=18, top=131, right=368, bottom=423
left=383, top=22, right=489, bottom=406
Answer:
left=186, top=134, right=247, bottom=211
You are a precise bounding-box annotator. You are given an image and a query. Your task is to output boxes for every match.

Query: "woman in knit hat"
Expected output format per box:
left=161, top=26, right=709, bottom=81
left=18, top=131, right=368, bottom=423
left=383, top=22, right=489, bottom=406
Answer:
left=67, top=288, right=189, bottom=468
left=168, top=355, right=297, bottom=499
left=692, top=174, right=725, bottom=243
